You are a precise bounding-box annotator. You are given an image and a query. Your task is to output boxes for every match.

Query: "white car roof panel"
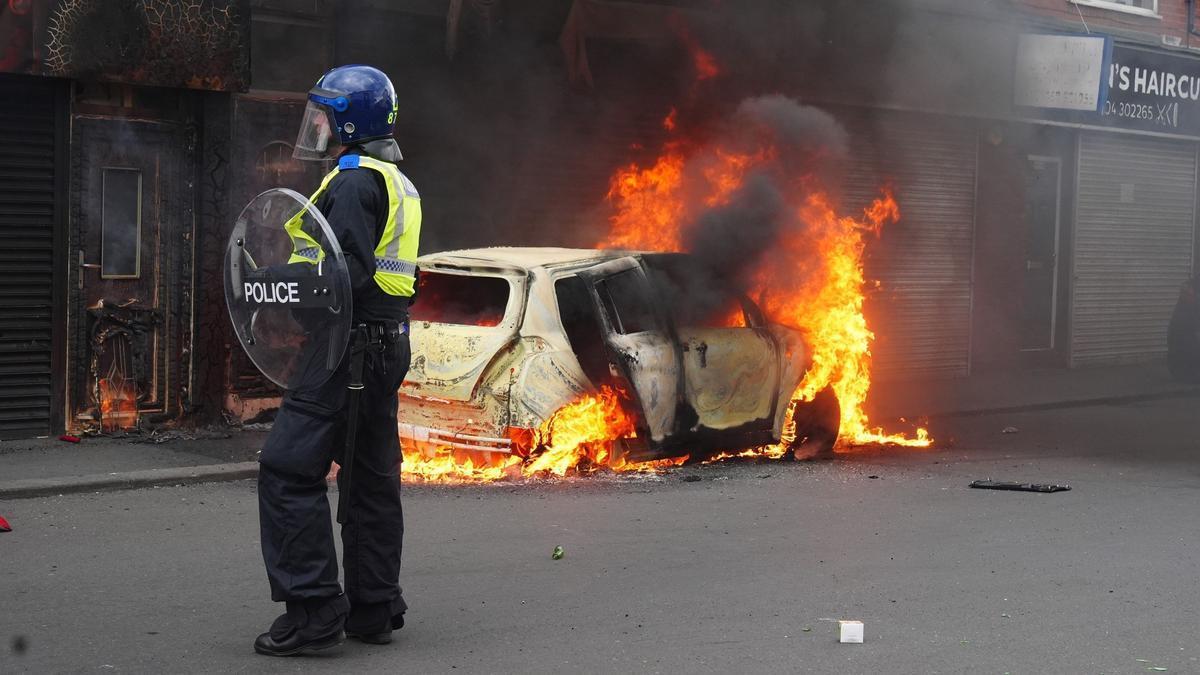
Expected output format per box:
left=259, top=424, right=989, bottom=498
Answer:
left=419, top=247, right=640, bottom=272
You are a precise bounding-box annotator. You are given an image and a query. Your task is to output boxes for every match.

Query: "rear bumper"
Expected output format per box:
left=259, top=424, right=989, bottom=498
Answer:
left=398, top=423, right=516, bottom=455
left=398, top=388, right=517, bottom=455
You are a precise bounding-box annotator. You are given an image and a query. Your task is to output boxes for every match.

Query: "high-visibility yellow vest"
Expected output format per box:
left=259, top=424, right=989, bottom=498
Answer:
left=284, top=154, right=422, bottom=297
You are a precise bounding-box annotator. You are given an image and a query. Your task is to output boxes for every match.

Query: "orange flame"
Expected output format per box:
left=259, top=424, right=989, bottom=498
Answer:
left=598, top=140, right=930, bottom=451
left=606, top=151, right=687, bottom=252
left=692, top=46, right=720, bottom=81
left=397, top=451, right=522, bottom=484
left=524, top=385, right=637, bottom=475
left=98, top=378, right=138, bottom=432
left=768, top=191, right=930, bottom=448
left=672, top=18, right=720, bottom=82
left=401, top=387, right=686, bottom=483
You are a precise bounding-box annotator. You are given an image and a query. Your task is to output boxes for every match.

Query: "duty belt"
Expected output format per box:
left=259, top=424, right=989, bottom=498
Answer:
left=362, top=320, right=408, bottom=341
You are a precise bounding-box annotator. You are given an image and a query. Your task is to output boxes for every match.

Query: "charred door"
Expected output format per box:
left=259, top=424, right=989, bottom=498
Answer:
left=578, top=257, right=681, bottom=444
left=69, top=118, right=193, bottom=429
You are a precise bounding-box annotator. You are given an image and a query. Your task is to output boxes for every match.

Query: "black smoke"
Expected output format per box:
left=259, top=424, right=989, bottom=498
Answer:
left=299, top=0, right=1020, bottom=252
left=683, top=95, right=848, bottom=294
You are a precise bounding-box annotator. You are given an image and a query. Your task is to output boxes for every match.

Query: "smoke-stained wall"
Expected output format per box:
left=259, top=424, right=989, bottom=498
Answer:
left=0, top=0, right=250, bottom=90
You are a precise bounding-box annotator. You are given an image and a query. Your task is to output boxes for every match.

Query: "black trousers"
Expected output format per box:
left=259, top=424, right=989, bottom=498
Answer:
left=258, top=326, right=410, bottom=628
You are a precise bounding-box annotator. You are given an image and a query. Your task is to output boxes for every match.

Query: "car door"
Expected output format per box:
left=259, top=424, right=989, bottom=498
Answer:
left=578, top=257, right=681, bottom=444
left=674, top=298, right=780, bottom=432
left=639, top=254, right=781, bottom=433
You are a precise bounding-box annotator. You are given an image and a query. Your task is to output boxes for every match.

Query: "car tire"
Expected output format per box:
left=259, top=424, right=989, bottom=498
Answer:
left=787, top=386, right=840, bottom=460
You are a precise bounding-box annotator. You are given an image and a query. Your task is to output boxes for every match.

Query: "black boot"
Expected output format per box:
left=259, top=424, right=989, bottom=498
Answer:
left=254, top=595, right=349, bottom=656
left=345, top=601, right=405, bottom=645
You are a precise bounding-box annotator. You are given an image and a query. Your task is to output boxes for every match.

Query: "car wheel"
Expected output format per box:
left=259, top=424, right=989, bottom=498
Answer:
left=787, top=386, right=840, bottom=460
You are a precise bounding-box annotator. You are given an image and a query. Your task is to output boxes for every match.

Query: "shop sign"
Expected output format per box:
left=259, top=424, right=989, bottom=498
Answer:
left=1024, top=39, right=1200, bottom=138
left=1015, top=33, right=1111, bottom=111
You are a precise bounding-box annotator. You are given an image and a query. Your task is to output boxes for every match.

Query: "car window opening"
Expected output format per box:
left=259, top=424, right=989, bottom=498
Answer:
left=595, top=269, right=657, bottom=335
left=688, top=294, right=748, bottom=329
left=411, top=271, right=509, bottom=327
left=555, top=276, right=611, bottom=386
left=644, top=262, right=751, bottom=329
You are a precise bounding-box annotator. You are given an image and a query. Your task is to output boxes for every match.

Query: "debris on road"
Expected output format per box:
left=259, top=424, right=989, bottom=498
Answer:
left=970, top=480, right=1071, bottom=493
left=1001, top=426, right=1019, bottom=434
left=838, top=620, right=863, bottom=644
left=0, top=515, right=11, bottom=532
left=133, top=427, right=232, bottom=445
left=58, top=435, right=80, bottom=443
left=552, top=545, right=565, bottom=560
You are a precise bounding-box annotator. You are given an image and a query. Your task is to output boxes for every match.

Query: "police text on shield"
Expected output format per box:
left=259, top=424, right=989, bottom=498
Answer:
left=244, top=281, right=300, bottom=304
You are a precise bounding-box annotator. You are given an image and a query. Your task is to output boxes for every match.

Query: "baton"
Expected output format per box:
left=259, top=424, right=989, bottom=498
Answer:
left=336, top=324, right=368, bottom=524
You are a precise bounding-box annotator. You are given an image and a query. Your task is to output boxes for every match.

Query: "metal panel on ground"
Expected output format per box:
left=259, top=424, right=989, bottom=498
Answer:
left=1071, top=133, right=1197, bottom=367
left=842, top=112, right=978, bottom=379
left=0, top=77, right=59, bottom=438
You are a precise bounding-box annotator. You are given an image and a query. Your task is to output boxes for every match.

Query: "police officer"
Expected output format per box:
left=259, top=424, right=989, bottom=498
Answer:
left=253, top=65, right=421, bottom=656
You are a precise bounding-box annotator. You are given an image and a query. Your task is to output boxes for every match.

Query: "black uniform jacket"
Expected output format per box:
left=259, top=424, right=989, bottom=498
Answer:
left=314, top=148, right=412, bottom=324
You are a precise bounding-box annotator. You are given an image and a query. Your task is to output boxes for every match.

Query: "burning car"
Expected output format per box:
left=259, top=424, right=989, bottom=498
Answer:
left=398, top=247, right=840, bottom=466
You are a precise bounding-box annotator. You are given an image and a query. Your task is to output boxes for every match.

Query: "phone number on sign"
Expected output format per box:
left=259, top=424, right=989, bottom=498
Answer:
left=1102, top=100, right=1180, bottom=127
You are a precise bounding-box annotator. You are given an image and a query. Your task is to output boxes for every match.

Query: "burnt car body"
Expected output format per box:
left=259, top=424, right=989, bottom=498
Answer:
left=398, top=248, right=838, bottom=462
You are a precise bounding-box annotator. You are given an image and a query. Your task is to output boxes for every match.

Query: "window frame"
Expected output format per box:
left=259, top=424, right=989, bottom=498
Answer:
left=594, top=269, right=661, bottom=336
left=1069, top=0, right=1161, bottom=20
left=100, top=167, right=143, bottom=280
left=408, top=269, right=519, bottom=329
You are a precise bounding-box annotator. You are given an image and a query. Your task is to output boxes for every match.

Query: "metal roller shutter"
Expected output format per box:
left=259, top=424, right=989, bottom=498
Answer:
left=843, top=112, right=978, bottom=379
left=1071, top=133, right=1197, bottom=367
left=0, top=77, right=59, bottom=438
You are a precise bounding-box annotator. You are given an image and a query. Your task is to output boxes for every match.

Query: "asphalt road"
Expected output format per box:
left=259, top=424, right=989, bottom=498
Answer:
left=2, top=398, right=1198, bottom=674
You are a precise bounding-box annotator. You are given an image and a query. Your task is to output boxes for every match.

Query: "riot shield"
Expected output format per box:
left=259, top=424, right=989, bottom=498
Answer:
left=224, top=188, right=352, bottom=390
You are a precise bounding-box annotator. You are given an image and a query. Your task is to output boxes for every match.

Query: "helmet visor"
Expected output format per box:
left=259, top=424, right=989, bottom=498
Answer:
left=293, top=101, right=342, bottom=161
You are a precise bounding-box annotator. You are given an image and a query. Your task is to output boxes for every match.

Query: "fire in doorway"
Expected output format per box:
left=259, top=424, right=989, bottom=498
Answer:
left=87, top=300, right=160, bottom=432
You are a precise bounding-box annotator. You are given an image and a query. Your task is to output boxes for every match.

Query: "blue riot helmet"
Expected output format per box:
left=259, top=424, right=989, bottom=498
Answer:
left=293, top=64, right=402, bottom=161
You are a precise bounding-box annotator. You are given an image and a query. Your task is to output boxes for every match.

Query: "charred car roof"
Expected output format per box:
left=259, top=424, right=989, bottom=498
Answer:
left=419, top=247, right=649, bottom=274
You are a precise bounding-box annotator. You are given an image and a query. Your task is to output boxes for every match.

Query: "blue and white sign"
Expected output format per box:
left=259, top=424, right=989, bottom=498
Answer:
left=1025, top=40, right=1200, bottom=138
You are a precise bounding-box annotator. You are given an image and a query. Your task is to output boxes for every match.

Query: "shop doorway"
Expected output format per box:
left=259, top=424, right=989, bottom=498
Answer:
left=69, top=117, right=193, bottom=430
left=1021, top=156, right=1062, bottom=351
